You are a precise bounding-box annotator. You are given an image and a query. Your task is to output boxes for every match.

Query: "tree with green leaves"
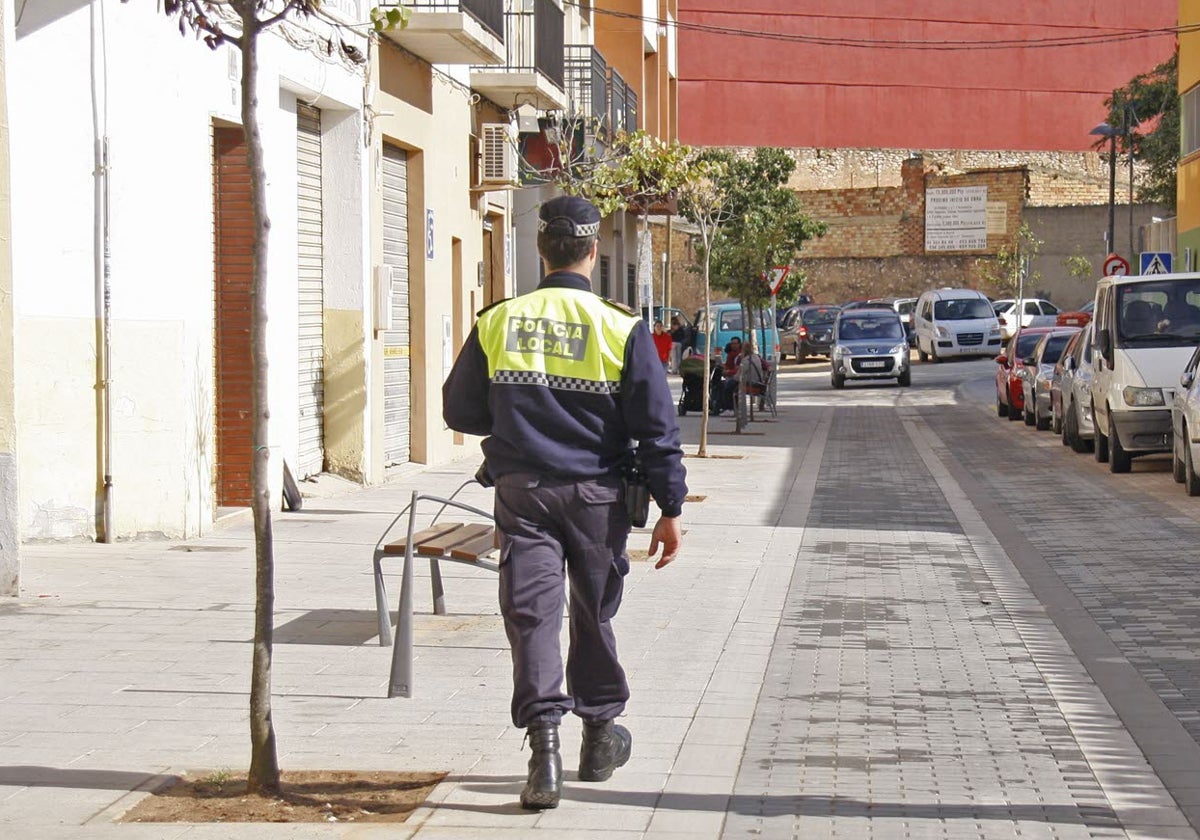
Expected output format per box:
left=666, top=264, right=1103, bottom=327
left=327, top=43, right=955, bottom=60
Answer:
left=141, top=0, right=398, bottom=796
left=692, top=147, right=825, bottom=350
left=975, top=221, right=1043, bottom=299
left=550, top=130, right=694, bottom=311
left=1102, top=50, right=1178, bottom=211
left=676, top=156, right=733, bottom=455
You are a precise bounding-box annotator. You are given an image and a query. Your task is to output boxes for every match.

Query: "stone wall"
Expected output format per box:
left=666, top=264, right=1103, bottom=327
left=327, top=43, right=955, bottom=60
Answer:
left=767, top=146, right=1131, bottom=207
left=647, top=152, right=1160, bottom=314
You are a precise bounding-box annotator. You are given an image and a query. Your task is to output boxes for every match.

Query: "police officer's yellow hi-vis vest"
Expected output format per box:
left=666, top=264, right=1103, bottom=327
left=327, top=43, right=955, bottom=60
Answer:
left=475, top=287, right=638, bottom=394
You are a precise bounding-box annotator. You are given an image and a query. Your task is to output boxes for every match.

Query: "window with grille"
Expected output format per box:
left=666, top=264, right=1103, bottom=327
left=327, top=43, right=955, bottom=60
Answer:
left=1184, top=86, right=1200, bottom=157
left=600, top=255, right=611, bottom=298
left=626, top=263, right=636, bottom=307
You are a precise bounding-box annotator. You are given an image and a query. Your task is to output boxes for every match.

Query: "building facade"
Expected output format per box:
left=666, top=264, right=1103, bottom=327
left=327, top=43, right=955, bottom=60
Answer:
left=676, top=1, right=1176, bottom=152
left=1, top=0, right=16, bottom=594
left=0, top=1, right=678, bottom=580
left=1180, top=0, right=1200, bottom=261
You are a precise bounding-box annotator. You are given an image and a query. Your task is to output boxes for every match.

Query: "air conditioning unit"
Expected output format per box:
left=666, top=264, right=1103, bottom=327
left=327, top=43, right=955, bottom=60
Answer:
left=479, top=123, right=517, bottom=187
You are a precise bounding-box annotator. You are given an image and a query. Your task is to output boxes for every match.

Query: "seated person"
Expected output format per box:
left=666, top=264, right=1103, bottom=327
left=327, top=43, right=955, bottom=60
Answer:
left=1162, top=300, right=1200, bottom=333
left=709, top=337, right=743, bottom=414
left=1122, top=300, right=1156, bottom=336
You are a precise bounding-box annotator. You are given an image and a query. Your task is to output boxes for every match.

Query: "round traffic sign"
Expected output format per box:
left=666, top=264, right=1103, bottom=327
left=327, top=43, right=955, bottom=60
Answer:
left=1103, top=253, right=1129, bottom=277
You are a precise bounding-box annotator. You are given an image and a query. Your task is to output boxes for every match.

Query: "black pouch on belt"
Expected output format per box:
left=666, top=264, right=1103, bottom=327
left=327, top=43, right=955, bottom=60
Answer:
left=622, top=462, right=651, bottom=528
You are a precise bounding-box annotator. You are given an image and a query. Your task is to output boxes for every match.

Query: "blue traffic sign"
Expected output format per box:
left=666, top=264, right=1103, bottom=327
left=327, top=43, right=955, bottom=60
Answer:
left=1140, top=251, right=1172, bottom=275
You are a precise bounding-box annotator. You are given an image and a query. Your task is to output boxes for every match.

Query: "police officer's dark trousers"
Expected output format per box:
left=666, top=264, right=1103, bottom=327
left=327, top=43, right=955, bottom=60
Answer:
left=495, top=473, right=631, bottom=728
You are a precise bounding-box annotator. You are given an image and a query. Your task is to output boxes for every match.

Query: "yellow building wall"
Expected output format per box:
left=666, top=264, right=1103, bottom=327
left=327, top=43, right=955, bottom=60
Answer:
left=366, top=42, right=508, bottom=475
left=1180, top=0, right=1200, bottom=255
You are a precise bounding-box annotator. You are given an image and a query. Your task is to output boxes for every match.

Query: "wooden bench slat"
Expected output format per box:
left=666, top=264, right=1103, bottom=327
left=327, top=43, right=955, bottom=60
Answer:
left=419, top=523, right=492, bottom=555
left=382, top=522, right=464, bottom=556
left=450, top=530, right=500, bottom=561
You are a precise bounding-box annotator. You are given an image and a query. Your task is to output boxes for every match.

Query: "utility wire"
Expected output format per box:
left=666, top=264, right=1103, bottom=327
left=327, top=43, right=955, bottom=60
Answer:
left=564, top=1, right=1187, bottom=51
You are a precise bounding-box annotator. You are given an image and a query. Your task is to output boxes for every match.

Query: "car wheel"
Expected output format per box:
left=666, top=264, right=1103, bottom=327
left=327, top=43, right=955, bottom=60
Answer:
left=918, top=347, right=928, bottom=362
left=930, top=345, right=940, bottom=364
left=1007, top=396, right=1022, bottom=421
left=1051, top=402, right=1063, bottom=435
left=795, top=344, right=806, bottom=365
left=1035, top=406, right=1050, bottom=432
left=997, top=392, right=1007, bottom=418
left=1173, top=430, right=1187, bottom=483
left=1185, top=423, right=1200, bottom=496
left=1109, top=419, right=1131, bottom=473
left=897, top=368, right=911, bottom=387
left=831, top=372, right=845, bottom=389
left=1023, top=398, right=1036, bottom=425
left=1094, top=405, right=1109, bottom=463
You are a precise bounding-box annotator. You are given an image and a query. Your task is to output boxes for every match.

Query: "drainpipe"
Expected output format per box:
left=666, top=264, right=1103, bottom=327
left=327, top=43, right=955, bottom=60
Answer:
left=91, top=0, right=113, bottom=542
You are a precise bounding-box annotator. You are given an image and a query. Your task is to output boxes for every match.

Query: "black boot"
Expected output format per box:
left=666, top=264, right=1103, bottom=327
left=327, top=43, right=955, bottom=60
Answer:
left=520, top=722, right=562, bottom=810
left=578, top=719, right=632, bottom=782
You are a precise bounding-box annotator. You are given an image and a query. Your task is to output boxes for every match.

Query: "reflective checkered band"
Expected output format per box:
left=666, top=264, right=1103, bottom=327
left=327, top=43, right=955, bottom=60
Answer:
left=492, top=369, right=620, bottom=394
left=537, top=217, right=601, bottom=237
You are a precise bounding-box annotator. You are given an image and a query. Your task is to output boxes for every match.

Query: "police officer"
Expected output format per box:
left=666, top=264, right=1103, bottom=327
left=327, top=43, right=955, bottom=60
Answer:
left=442, top=195, right=687, bottom=810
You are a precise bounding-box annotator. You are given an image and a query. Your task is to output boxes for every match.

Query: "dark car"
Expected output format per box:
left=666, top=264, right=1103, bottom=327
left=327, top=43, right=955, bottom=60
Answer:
left=994, top=327, right=1058, bottom=421
left=779, top=304, right=841, bottom=363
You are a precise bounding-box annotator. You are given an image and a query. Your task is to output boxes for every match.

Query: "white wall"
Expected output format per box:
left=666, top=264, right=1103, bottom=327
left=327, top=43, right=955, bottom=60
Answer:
left=10, top=1, right=367, bottom=539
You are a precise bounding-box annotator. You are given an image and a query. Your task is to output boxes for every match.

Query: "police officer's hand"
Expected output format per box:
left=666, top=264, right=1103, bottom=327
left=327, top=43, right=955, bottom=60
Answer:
left=648, top=516, right=682, bottom=569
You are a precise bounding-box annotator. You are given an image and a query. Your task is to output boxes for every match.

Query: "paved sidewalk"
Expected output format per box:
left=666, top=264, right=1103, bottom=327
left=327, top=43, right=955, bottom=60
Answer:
left=0, top=367, right=1197, bottom=838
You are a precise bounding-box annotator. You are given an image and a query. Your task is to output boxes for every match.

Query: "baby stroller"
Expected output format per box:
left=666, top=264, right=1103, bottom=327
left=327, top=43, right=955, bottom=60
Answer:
left=676, top=356, right=711, bottom=416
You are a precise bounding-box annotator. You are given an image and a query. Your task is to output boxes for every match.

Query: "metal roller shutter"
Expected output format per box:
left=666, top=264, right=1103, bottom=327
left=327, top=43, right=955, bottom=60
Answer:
left=213, top=126, right=253, bottom=507
left=382, top=145, right=410, bottom=466
left=296, top=104, right=325, bottom=478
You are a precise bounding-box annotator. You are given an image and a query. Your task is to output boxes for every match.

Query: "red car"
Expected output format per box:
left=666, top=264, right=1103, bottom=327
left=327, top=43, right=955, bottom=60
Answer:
left=1056, top=300, right=1094, bottom=328
left=995, top=327, right=1058, bottom=421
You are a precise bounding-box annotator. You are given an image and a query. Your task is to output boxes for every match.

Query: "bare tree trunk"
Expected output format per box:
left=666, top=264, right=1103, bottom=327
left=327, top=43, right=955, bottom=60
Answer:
left=239, top=8, right=281, bottom=796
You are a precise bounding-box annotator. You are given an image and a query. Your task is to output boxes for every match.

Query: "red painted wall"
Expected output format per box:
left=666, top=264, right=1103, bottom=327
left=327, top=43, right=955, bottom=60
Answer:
left=677, top=1, right=1177, bottom=151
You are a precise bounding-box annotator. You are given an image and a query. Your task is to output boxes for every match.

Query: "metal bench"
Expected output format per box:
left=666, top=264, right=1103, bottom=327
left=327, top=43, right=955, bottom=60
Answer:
left=372, top=479, right=498, bottom=698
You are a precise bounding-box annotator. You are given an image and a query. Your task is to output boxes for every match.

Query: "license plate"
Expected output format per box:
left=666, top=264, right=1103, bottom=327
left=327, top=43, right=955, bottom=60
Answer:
left=859, top=360, right=886, bottom=369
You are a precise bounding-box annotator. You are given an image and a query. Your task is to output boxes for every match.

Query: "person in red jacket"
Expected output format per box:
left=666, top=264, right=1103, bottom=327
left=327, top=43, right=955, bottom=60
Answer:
left=651, top=321, right=672, bottom=373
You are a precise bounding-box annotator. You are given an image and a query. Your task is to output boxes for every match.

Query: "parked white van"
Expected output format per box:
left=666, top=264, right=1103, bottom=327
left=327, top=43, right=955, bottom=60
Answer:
left=1090, top=272, right=1200, bottom=473
left=912, top=288, right=1002, bottom=361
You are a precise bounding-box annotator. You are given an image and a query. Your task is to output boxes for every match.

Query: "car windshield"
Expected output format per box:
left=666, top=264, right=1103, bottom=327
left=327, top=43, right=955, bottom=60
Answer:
left=935, top=298, right=993, bottom=320
left=716, top=308, right=771, bottom=331
left=802, top=308, right=839, bottom=325
left=1040, top=334, right=1073, bottom=365
left=1014, top=332, right=1044, bottom=358
left=1116, top=280, right=1200, bottom=346
left=839, top=316, right=904, bottom=340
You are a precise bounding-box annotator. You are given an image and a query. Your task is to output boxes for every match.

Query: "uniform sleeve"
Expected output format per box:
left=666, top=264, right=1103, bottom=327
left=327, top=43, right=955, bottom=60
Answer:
left=442, top=326, right=493, bottom=436
left=620, top=322, right=688, bottom=517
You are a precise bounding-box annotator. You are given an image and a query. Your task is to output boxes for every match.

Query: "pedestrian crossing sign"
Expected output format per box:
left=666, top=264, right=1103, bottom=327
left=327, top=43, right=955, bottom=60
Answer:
left=1140, top=252, right=1172, bottom=275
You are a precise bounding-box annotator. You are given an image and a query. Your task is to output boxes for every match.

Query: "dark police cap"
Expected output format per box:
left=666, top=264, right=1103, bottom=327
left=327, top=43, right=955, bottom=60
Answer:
left=538, top=196, right=601, bottom=238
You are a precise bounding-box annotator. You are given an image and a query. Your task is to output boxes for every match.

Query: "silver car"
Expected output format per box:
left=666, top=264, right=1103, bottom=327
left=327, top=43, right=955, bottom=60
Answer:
left=830, top=309, right=912, bottom=388
left=1050, top=323, right=1096, bottom=453
left=1171, top=343, right=1200, bottom=495
left=1021, top=328, right=1080, bottom=430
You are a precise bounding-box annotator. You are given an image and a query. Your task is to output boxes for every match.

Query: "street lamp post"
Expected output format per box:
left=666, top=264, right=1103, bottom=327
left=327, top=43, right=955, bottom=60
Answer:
left=1091, top=122, right=1119, bottom=255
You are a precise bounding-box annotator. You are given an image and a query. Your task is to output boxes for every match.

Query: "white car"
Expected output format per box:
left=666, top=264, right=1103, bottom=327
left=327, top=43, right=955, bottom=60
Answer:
left=1172, top=343, right=1200, bottom=495
left=1021, top=328, right=1081, bottom=430
left=1050, top=324, right=1096, bottom=453
left=993, top=298, right=1061, bottom=340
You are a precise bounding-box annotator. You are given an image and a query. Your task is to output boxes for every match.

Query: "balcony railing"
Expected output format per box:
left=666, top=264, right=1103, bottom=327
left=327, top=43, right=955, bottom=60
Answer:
left=608, top=68, right=637, bottom=134
left=493, top=0, right=564, bottom=90
left=406, top=0, right=504, bottom=42
left=564, top=45, right=608, bottom=124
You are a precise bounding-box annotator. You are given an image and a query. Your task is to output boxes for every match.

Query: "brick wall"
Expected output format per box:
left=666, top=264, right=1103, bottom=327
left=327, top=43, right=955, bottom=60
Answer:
left=646, top=155, right=1156, bottom=312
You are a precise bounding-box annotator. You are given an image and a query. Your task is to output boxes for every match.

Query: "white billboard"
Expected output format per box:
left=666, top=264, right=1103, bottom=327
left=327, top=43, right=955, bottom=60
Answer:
left=925, top=186, right=988, bottom=252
